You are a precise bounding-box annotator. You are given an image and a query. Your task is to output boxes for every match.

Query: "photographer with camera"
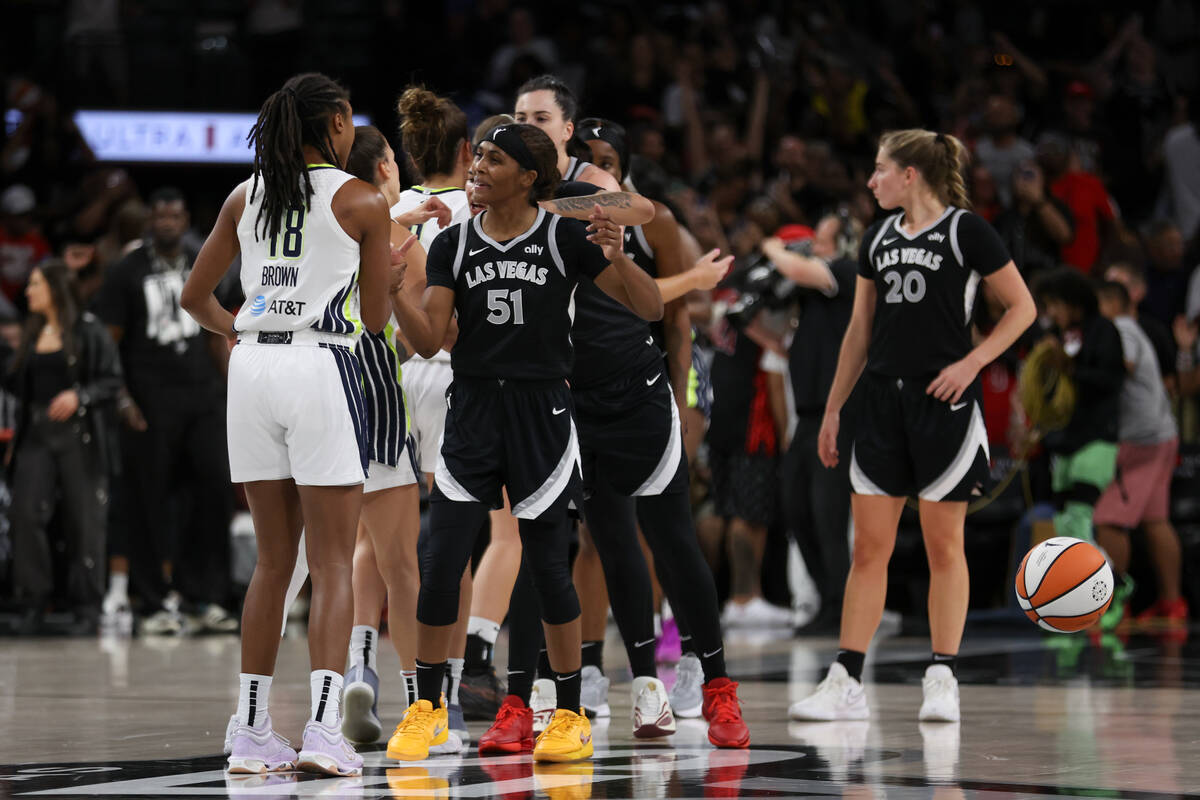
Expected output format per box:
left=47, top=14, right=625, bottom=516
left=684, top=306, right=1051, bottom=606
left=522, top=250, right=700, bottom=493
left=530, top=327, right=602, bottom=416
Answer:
left=762, top=214, right=863, bottom=635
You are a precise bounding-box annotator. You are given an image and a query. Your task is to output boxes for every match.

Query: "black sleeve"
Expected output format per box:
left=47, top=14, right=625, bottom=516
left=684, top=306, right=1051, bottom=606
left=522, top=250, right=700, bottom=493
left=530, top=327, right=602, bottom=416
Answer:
left=424, top=224, right=461, bottom=291
left=830, top=257, right=858, bottom=299
left=76, top=319, right=123, bottom=408
left=955, top=212, right=1011, bottom=276
left=91, top=255, right=132, bottom=327
left=557, top=217, right=609, bottom=281
left=1074, top=317, right=1126, bottom=396
left=857, top=221, right=885, bottom=279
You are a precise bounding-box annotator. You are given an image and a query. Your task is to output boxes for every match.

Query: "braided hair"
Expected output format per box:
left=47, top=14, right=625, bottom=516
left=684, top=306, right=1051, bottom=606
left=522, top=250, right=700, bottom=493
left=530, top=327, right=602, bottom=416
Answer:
left=879, top=129, right=971, bottom=210
left=246, top=73, right=350, bottom=243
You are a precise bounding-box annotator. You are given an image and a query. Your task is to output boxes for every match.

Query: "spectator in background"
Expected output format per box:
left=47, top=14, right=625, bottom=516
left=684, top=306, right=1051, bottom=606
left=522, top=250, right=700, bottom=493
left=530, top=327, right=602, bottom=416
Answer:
left=704, top=304, right=792, bottom=629
left=969, top=165, right=1002, bottom=223
left=1105, top=261, right=1177, bottom=395
left=93, top=187, right=236, bottom=635
left=487, top=7, right=558, bottom=94
left=4, top=260, right=121, bottom=634
left=1162, top=92, right=1200, bottom=243
left=1141, top=219, right=1191, bottom=325
left=1094, top=281, right=1188, bottom=632
left=1059, top=80, right=1104, bottom=175
left=0, top=185, right=51, bottom=312
left=974, top=95, right=1035, bottom=208
left=1038, top=132, right=1118, bottom=273
left=992, top=160, right=1074, bottom=279
left=1032, top=268, right=1124, bottom=547
left=767, top=215, right=861, bottom=635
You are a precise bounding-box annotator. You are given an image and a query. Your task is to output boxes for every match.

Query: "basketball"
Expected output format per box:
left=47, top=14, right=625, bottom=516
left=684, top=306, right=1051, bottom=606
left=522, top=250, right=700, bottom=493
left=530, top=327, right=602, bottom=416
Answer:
left=1015, top=537, right=1114, bottom=632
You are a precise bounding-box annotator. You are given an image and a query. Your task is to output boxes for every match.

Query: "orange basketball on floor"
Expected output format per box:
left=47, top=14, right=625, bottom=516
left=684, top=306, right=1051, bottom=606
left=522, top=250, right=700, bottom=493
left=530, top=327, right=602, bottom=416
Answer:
left=1015, top=537, right=1113, bottom=632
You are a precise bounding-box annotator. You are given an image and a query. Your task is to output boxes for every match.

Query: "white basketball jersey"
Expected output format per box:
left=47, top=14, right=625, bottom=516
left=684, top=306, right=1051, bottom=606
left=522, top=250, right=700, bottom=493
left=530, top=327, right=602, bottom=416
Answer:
left=390, top=185, right=471, bottom=362
left=235, top=166, right=362, bottom=336
left=390, top=185, right=471, bottom=250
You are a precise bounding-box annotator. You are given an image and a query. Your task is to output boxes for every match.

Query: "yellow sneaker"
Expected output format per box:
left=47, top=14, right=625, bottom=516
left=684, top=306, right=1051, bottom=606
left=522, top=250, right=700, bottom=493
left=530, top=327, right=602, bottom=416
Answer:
left=532, top=708, right=593, bottom=763
left=533, top=761, right=595, bottom=800
left=386, top=699, right=449, bottom=761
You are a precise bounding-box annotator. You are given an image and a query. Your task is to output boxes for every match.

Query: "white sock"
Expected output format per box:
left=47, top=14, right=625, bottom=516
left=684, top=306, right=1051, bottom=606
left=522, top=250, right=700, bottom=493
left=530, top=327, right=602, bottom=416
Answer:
left=310, top=670, right=343, bottom=726
left=401, top=670, right=417, bottom=706
left=237, top=673, right=272, bottom=728
left=108, top=572, right=129, bottom=600
left=348, top=625, right=378, bottom=672
left=662, top=599, right=674, bottom=621
left=446, top=658, right=464, bottom=706
left=467, top=616, right=500, bottom=644
left=653, top=613, right=662, bottom=637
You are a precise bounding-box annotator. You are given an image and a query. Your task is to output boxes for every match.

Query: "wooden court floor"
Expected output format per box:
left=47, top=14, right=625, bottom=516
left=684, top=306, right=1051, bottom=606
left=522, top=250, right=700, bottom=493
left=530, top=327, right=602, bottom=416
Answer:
left=0, top=624, right=1197, bottom=798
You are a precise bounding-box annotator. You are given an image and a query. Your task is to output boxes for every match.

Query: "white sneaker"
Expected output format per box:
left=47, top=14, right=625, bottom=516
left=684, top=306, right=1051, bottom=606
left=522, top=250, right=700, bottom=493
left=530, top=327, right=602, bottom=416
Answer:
left=788, top=662, right=869, bottom=721
left=741, top=597, right=795, bottom=628
left=529, top=678, right=556, bottom=734
left=580, top=665, right=610, bottom=718
left=429, top=729, right=464, bottom=755
left=918, top=664, right=960, bottom=722
left=198, top=604, right=239, bottom=634
left=720, top=602, right=747, bottom=629
left=223, top=713, right=237, bottom=754
left=668, top=653, right=704, bottom=718
left=631, top=676, right=676, bottom=738
left=787, top=720, right=869, bottom=782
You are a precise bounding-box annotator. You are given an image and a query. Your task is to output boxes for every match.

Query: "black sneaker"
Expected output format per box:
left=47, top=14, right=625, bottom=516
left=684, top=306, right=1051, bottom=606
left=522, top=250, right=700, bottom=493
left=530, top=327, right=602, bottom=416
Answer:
left=458, top=666, right=506, bottom=720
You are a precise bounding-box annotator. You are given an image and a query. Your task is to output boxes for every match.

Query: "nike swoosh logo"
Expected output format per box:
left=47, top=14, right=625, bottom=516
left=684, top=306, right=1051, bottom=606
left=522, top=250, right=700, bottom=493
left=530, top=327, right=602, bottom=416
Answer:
left=646, top=373, right=661, bottom=386
left=950, top=401, right=968, bottom=411
left=469, top=247, right=488, bottom=256
left=702, top=648, right=723, bottom=658
left=646, top=336, right=654, bottom=346
left=882, top=237, right=898, bottom=245
left=552, top=407, right=566, bottom=415
left=634, top=638, right=655, bottom=648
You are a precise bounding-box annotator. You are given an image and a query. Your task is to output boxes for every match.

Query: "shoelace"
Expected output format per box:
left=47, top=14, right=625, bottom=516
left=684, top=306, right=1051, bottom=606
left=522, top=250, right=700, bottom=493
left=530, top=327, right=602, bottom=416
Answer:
left=705, top=683, right=743, bottom=723
left=397, top=706, right=438, bottom=736
left=924, top=676, right=957, bottom=696
left=493, top=702, right=526, bottom=727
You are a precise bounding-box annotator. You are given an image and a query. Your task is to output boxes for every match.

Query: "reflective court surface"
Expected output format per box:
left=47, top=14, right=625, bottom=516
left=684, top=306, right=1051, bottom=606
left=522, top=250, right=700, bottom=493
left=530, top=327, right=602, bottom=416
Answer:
left=1, top=626, right=1198, bottom=799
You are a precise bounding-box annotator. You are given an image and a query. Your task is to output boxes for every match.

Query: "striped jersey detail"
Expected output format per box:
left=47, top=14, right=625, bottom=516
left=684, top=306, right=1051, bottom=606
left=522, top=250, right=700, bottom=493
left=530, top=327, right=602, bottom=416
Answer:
left=321, top=342, right=369, bottom=476
left=356, top=323, right=410, bottom=467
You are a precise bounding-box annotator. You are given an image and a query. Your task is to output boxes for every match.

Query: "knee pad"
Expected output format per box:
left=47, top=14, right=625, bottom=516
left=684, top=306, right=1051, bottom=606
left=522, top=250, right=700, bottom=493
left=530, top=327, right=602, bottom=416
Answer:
left=519, top=518, right=580, bottom=625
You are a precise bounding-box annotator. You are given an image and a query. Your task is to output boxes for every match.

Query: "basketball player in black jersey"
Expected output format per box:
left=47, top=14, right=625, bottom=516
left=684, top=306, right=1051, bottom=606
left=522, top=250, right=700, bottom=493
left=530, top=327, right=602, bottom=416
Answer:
left=514, top=75, right=620, bottom=192
left=386, top=123, right=663, bottom=763
left=791, top=130, right=1036, bottom=724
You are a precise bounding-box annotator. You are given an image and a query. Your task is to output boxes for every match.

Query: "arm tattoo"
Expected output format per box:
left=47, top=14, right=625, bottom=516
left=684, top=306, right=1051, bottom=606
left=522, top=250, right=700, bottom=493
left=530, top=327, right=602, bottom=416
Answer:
left=545, top=192, right=634, bottom=214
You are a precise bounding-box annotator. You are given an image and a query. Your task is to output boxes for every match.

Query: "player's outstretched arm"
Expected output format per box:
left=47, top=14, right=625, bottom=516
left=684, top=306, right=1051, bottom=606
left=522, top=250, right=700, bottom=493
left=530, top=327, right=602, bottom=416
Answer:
left=588, top=206, right=663, bottom=321
left=539, top=191, right=655, bottom=226
left=819, top=276, right=876, bottom=468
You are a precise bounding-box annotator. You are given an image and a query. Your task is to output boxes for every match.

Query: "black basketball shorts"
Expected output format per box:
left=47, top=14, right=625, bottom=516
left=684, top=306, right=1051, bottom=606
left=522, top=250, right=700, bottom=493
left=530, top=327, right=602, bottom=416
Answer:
left=573, top=360, right=687, bottom=498
left=849, top=371, right=989, bottom=503
left=433, top=376, right=582, bottom=520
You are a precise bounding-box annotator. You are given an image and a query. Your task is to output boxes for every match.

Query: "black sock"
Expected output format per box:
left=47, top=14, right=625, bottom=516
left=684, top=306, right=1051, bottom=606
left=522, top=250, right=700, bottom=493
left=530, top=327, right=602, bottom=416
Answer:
left=836, top=649, right=866, bottom=682
left=465, top=633, right=493, bottom=671
left=581, top=640, right=604, bottom=672
left=679, top=634, right=697, bottom=656
left=699, top=643, right=727, bottom=681
left=536, top=648, right=553, bottom=681
left=931, top=652, right=957, bottom=675
left=555, top=669, right=581, bottom=712
left=507, top=669, right=533, bottom=704
left=415, top=659, right=446, bottom=704
left=628, top=637, right=657, bottom=678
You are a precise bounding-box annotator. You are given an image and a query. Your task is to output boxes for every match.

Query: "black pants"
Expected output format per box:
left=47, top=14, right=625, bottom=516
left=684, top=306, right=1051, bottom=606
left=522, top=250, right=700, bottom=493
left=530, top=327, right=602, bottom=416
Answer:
left=10, top=412, right=107, bottom=610
left=109, top=382, right=232, bottom=607
left=780, top=412, right=851, bottom=617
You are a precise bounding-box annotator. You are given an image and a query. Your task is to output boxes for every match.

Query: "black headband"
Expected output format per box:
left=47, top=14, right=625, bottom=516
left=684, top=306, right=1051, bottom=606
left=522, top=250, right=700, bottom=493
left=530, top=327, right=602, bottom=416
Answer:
left=488, top=125, right=539, bottom=172
left=579, top=124, right=628, bottom=179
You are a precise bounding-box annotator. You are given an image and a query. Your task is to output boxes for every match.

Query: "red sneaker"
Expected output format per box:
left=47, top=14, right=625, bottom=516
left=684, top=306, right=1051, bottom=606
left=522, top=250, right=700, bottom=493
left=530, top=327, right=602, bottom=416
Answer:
left=701, top=678, right=750, bottom=749
left=1136, top=598, right=1190, bottom=629
left=478, top=695, right=534, bottom=755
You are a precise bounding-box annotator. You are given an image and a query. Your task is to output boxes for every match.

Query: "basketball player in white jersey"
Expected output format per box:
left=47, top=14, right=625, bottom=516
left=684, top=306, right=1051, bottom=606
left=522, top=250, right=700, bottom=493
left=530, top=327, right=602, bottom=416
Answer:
left=181, top=73, right=394, bottom=777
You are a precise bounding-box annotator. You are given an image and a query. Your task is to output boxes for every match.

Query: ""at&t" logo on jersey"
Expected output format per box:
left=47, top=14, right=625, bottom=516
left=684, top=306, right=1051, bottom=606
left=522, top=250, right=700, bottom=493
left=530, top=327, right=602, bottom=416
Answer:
left=250, top=294, right=307, bottom=317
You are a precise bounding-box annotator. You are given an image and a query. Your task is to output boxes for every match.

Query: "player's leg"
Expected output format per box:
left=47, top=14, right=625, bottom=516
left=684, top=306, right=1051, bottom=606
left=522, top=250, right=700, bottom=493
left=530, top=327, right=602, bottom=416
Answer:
left=342, top=520, right=387, bottom=745
left=915, top=498, right=968, bottom=722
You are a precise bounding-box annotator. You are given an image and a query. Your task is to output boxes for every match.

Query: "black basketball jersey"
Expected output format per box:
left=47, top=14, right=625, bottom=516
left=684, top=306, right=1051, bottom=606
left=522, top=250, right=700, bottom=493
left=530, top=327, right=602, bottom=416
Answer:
left=857, top=207, right=1010, bottom=377
left=425, top=209, right=609, bottom=380
left=563, top=156, right=589, bottom=181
